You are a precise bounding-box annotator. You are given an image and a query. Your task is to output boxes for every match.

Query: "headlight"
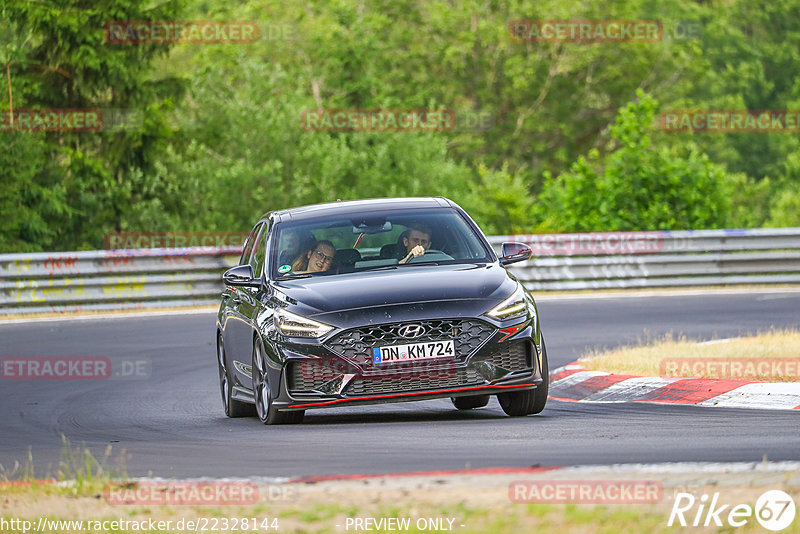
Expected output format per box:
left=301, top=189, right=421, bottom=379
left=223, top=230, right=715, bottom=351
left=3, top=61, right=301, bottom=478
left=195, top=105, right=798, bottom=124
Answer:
left=487, top=285, right=528, bottom=321
left=274, top=309, right=334, bottom=338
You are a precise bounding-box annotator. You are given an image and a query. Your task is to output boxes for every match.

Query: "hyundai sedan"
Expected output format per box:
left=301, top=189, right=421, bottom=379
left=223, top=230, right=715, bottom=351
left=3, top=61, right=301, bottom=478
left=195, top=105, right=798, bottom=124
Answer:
left=216, top=197, right=547, bottom=424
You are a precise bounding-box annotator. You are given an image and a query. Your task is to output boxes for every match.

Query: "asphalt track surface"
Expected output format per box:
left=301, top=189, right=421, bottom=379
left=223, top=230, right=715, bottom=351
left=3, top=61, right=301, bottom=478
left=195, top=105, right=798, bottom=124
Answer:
left=1, top=291, right=799, bottom=478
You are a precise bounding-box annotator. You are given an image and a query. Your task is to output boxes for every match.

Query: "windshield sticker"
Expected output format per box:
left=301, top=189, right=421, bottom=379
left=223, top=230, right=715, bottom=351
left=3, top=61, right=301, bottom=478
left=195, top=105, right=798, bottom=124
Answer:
left=278, top=265, right=292, bottom=274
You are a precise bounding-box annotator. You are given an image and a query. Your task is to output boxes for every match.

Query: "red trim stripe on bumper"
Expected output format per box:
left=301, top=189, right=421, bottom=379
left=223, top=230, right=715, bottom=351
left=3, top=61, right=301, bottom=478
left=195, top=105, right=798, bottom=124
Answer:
left=288, top=382, right=535, bottom=408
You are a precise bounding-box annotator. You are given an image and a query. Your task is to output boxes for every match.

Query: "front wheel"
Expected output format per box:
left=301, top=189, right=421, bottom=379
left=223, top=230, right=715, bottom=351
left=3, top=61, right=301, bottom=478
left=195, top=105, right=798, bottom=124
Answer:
left=498, top=335, right=549, bottom=416
left=218, top=335, right=254, bottom=418
left=252, top=340, right=304, bottom=425
left=451, top=395, right=490, bottom=410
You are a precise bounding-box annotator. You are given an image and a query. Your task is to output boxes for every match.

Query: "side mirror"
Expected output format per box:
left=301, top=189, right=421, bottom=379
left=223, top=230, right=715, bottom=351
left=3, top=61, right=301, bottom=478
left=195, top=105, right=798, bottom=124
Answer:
left=223, top=265, right=261, bottom=287
left=499, top=242, right=532, bottom=266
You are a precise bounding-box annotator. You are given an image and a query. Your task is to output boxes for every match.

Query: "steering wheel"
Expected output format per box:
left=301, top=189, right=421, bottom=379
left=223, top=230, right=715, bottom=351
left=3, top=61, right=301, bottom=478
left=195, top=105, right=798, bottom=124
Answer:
left=407, top=249, right=454, bottom=262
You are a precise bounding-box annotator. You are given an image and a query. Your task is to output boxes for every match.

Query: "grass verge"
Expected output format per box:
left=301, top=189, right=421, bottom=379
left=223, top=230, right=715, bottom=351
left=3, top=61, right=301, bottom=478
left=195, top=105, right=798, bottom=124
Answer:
left=2, top=469, right=799, bottom=533
left=3, top=444, right=799, bottom=533
left=578, top=330, right=800, bottom=381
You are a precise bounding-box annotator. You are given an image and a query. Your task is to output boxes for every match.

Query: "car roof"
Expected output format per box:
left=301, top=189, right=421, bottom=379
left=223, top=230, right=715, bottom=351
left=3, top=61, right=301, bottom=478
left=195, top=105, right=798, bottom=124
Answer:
left=266, top=197, right=456, bottom=223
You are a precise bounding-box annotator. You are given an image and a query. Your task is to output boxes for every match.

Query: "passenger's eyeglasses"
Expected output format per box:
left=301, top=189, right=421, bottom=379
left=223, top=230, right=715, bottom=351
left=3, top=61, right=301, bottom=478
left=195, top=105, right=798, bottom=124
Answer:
left=312, top=250, right=335, bottom=263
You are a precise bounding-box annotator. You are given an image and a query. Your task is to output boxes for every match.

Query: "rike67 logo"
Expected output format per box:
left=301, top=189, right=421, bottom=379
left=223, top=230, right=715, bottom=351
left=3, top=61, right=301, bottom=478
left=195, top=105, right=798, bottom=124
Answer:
left=669, top=490, right=796, bottom=531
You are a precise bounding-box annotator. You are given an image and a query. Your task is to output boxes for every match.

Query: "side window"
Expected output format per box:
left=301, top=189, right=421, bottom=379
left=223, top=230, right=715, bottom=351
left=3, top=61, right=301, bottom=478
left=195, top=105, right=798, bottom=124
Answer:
left=239, top=223, right=263, bottom=266
left=249, top=224, right=268, bottom=278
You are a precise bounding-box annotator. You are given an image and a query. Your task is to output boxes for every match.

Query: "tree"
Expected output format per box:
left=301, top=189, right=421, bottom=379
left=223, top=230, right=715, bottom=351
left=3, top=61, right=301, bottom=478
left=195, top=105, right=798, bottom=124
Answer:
left=0, top=0, right=186, bottom=250
left=537, top=91, right=731, bottom=231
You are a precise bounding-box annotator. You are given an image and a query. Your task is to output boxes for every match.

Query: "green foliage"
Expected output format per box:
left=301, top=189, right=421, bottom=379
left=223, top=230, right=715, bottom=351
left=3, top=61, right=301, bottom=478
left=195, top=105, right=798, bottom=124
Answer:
left=538, top=91, right=731, bottom=231
left=459, top=163, right=535, bottom=235
left=0, top=133, right=68, bottom=251
left=161, top=55, right=475, bottom=231
left=767, top=188, right=800, bottom=227
left=2, top=0, right=800, bottom=252
left=1, top=0, right=186, bottom=250
left=725, top=173, right=773, bottom=229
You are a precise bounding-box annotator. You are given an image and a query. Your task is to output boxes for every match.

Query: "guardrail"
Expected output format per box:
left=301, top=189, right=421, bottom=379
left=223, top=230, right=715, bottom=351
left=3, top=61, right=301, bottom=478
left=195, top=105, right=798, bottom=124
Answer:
left=487, top=227, right=800, bottom=290
left=1, top=228, right=799, bottom=314
left=0, top=248, right=241, bottom=314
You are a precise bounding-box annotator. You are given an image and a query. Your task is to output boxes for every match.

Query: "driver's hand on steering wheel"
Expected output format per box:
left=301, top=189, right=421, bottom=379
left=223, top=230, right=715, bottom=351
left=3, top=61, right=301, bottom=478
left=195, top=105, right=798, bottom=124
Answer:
left=399, top=245, right=426, bottom=264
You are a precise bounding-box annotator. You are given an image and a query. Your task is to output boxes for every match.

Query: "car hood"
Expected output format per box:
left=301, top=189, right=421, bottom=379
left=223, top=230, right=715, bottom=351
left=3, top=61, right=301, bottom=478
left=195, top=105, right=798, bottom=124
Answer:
left=275, top=263, right=517, bottom=319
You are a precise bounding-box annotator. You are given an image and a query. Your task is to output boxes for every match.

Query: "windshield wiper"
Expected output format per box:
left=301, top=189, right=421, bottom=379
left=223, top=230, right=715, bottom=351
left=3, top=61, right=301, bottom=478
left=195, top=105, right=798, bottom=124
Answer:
left=278, top=273, right=311, bottom=280
left=401, top=261, right=440, bottom=266
left=356, top=265, right=399, bottom=273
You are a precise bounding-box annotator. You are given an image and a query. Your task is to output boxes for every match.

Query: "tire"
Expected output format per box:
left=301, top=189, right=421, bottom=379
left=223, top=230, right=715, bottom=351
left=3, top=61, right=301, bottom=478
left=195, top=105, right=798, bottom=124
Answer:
left=530, top=334, right=549, bottom=414
left=451, top=394, right=490, bottom=410
left=252, top=340, right=304, bottom=425
left=217, top=335, right=254, bottom=418
left=498, top=334, right=549, bottom=417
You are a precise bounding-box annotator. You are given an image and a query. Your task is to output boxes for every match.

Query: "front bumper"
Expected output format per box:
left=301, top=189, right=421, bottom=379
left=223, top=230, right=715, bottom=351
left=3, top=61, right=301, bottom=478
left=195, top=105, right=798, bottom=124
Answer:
left=282, top=375, right=542, bottom=410
left=267, top=319, right=543, bottom=411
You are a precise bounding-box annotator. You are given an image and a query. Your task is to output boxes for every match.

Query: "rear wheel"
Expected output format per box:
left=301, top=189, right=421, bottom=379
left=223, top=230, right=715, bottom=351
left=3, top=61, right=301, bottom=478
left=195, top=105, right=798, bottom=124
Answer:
left=217, top=335, right=253, bottom=418
left=252, top=340, right=304, bottom=425
left=451, top=394, right=490, bottom=410
left=498, top=335, right=549, bottom=416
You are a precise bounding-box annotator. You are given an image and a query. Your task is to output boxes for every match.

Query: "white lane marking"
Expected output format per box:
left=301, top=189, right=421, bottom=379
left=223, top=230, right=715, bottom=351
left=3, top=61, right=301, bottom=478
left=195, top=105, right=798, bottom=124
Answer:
left=581, top=376, right=681, bottom=402
left=549, top=364, right=584, bottom=376
left=700, top=382, right=800, bottom=410
left=549, top=370, right=608, bottom=389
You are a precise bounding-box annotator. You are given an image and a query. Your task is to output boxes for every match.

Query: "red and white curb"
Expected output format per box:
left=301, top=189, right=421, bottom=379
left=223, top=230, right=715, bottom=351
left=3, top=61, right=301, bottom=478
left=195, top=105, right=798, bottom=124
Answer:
left=549, top=363, right=800, bottom=410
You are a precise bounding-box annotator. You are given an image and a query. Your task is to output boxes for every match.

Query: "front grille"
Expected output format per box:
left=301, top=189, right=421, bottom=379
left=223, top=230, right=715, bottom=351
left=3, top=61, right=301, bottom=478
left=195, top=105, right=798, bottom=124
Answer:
left=325, top=319, right=495, bottom=365
left=288, top=338, right=531, bottom=397
left=473, top=341, right=529, bottom=373
left=346, top=367, right=484, bottom=396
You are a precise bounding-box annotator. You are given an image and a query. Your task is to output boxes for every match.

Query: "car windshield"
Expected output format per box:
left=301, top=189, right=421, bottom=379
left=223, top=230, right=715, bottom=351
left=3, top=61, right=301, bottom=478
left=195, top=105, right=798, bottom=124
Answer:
left=271, top=207, right=493, bottom=278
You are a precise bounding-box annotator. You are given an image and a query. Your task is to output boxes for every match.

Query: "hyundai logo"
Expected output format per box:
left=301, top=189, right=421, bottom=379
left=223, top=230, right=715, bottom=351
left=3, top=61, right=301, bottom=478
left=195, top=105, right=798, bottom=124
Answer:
left=397, top=324, right=426, bottom=338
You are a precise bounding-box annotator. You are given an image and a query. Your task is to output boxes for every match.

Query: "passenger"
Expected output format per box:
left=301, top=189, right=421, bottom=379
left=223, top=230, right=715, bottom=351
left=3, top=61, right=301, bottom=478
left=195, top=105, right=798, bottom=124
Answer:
left=398, top=224, right=433, bottom=264
left=292, top=240, right=336, bottom=273
left=278, top=230, right=315, bottom=267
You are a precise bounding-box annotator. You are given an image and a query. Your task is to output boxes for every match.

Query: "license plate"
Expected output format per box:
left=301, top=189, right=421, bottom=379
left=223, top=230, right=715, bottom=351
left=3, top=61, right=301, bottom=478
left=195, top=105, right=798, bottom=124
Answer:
left=372, top=340, right=455, bottom=364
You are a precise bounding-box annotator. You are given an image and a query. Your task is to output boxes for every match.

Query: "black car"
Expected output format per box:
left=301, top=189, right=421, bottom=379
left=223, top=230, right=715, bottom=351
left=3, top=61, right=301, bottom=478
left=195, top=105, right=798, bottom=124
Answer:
left=216, top=197, right=548, bottom=424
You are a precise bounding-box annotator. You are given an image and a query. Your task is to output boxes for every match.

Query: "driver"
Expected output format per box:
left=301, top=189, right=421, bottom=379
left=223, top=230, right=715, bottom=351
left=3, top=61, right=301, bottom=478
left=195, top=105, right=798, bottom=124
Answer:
left=398, top=224, right=432, bottom=264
